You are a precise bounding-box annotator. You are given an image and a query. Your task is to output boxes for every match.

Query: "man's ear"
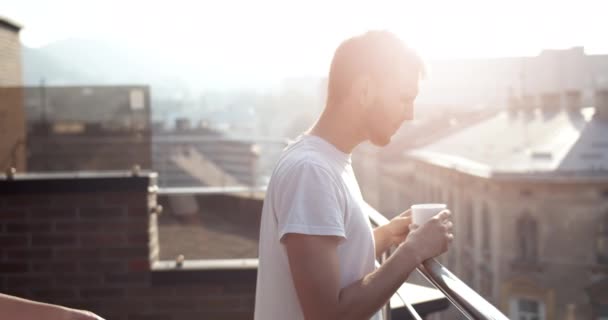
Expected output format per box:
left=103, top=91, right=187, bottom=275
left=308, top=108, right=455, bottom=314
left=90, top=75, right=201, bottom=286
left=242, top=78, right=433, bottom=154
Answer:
left=356, top=76, right=375, bottom=111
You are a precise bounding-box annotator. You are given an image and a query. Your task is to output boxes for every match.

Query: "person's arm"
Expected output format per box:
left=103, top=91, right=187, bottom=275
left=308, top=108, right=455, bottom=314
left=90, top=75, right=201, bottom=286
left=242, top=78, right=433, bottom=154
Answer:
left=373, top=210, right=412, bottom=259
left=285, top=210, right=453, bottom=320
left=0, top=293, right=105, bottom=320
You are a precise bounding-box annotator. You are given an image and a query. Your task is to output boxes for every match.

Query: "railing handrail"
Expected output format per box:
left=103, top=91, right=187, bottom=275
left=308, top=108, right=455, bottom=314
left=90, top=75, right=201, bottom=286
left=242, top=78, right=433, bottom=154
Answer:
left=158, top=186, right=267, bottom=195
left=367, top=210, right=509, bottom=320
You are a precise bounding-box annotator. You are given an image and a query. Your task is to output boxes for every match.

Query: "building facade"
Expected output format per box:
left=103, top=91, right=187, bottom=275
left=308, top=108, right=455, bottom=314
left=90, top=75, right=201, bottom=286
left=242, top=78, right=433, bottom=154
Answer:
left=0, top=17, right=25, bottom=171
left=23, top=85, right=152, bottom=172
left=356, top=94, right=608, bottom=319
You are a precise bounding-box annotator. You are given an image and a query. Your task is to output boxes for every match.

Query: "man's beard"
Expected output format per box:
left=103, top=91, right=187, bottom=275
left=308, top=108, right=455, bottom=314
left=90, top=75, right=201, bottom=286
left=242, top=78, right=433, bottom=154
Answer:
left=369, top=127, right=391, bottom=146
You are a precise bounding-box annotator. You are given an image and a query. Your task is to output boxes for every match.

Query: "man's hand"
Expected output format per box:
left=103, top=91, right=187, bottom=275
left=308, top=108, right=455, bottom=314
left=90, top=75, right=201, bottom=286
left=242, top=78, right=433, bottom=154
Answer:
left=374, top=209, right=412, bottom=258
left=384, top=209, right=413, bottom=246
left=401, top=210, right=454, bottom=263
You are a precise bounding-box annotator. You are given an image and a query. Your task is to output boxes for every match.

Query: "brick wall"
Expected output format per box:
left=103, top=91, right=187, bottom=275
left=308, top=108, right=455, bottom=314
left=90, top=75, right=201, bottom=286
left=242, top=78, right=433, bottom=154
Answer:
left=0, top=172, right=256, bottom=320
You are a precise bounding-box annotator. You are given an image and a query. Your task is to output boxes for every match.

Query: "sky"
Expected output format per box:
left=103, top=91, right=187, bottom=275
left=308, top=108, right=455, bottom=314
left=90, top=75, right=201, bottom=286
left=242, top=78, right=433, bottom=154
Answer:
left=2, top=0, right=608, bottom=77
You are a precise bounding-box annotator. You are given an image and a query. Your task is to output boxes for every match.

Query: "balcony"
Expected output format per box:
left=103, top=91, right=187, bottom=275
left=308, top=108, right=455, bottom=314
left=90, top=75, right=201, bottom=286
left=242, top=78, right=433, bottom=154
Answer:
left=0, top=172, right=508, bottom=319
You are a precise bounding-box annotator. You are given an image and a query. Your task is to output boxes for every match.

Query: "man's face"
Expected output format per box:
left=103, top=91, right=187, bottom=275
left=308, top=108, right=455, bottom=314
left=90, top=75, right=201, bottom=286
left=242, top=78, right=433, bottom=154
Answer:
left=364, top=72, right=419, bottom=147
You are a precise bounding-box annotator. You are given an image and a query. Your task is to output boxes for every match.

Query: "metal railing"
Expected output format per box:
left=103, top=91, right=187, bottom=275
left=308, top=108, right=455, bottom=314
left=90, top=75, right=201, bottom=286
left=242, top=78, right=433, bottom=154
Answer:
left=368, top=209, right=509, bottom=320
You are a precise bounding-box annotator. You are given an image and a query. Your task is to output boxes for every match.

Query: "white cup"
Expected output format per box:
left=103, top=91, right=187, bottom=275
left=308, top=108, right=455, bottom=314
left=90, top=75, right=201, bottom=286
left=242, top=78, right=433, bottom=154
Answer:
left=411, top=203, right=447, bottom=225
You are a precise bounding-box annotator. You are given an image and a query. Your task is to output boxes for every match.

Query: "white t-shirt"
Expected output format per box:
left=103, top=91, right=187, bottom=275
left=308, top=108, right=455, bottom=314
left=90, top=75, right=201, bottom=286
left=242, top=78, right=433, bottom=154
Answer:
left=254, top=134, right=382, bottom=320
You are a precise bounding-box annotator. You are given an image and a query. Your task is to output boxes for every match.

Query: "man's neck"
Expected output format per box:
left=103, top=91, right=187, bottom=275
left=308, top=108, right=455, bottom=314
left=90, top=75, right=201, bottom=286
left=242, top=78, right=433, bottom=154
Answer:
left=309, top=105, right=363, bottom=154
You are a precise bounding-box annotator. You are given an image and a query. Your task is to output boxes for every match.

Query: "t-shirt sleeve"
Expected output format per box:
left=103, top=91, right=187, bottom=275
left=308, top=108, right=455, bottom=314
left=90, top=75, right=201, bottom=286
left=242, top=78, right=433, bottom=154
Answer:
left=276, top=161, right=346, bottom=243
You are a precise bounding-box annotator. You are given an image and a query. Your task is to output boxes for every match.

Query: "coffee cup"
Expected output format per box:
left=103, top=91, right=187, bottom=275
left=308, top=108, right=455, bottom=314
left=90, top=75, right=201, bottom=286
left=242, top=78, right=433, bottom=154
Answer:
left=411, top=203, right=447, bottom=225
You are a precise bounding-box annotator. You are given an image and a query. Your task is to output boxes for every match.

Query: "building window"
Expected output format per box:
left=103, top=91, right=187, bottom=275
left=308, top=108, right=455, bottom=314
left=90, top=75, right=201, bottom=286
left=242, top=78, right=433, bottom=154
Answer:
left=517, top=212, right=539, bottom=263
left=597, top=212, right=608, bottom=265
left=462, top=249, right=475, bottom=285
left=466, top=201, right=475, bottom=244
left=482, top=204, right=491, bottom=252
left=595, top=303, right=608, bottom=320
left=479, top=265, right=493, bottom=300
left=510, top=297, right=546, bottom=320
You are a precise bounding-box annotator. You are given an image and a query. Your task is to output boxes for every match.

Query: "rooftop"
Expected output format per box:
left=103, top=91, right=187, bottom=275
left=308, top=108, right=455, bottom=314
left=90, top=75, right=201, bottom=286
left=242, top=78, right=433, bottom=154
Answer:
left=0, top=16, right=21, bottom=32
left=156, top=189, right=264, bottom=260
left=407, top=108, right=608, bottom=181
left=157, top=197, right=260, bottom=260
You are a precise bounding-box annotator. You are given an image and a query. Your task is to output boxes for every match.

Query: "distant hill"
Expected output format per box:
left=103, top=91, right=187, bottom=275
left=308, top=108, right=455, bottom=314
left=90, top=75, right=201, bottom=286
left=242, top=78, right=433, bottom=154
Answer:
left=22, top=38, right=193, bottom=93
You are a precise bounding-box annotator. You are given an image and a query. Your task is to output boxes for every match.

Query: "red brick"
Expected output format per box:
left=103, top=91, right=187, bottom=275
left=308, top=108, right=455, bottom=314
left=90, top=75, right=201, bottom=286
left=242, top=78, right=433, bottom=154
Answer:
left=79, top=233, right=127, bottom=247
left=173, top=285, right=223, bottom=296
left=79, top=207, right=125, bottom=219
left=127, top=207, right=150, bottom=217
left=126, top=287, right=173, bottom=298
left=0, top=235, right=28, bottom=246
left=31, top=234, right=77, bottom=246
left=223, top=283, right=256, bottom=295
left=80, top=288, right=125, bottom=299
left=0, top=208, right=27, bottom=220
left=2, top=288, right=32, bottom=299
left=30, top=262, right=78, bottom=273
left=151, top=298, right=208, bottom=311
left=102, top=247, right=148, bottom=259
left=50, top=194, right=101, bottom=207
left=103, top=273, right=149, bottom=286
left=101, top=220, right=145, bottom=232
left=127, top=313, right=171, bottom=320
left=55, top=274, right=103, bottom=287
left=128, top=258, right=150, bottom=272
left=5, top=248, right=53, bottom=261
left=127, top=233, right=149, bottom=245
left=198, top=296, right=245, bottom=311
left=0, top=262, right=28, bottom=273
left=103, top=192, right=147, bottom=207
left=98, top=298, right=152, bottom=313
left=191, top=312, right=251, bottom=320
left=31, top=288, right=78, bottom=300
left=5, top=222, right=52, bottom=233
left=53, top=248, right=101, bottom=260
left=5, top=275, right=53, bottom=287
left=5, top=195, right=52, bottom=207
left=31, top=207, right=78, bottom=220
left=79, top=261, right=127, bottom=273
left=54, top=221, right=103, bottom=232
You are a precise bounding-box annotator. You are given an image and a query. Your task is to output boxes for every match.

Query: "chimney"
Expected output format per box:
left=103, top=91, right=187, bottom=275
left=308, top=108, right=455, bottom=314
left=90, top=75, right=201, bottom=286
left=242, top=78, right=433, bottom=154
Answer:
left=175, top=118, right=191, bottom=131
left=540, top=92, right=562, bottom=114
left=565, top=90, right=582, bottom=113
left=595, top=89, right=608, bottom=121
left=521, top=94, right=536, bottom=112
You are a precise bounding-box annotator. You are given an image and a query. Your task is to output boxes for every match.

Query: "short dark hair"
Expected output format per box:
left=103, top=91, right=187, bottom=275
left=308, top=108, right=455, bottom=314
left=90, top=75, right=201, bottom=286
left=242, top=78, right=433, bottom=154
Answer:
left=326, top=30, right=424, bottom=105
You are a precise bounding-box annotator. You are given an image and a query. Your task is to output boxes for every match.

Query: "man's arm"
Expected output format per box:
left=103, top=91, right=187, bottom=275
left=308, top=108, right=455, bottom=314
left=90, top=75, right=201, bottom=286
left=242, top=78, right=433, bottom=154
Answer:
left=0, top=293, right=104, bottom=320
left=284, top=210, right=453, bottom=320
left=373, top=225, right=394, bottom=259
left=373, top=210, right=412, bottom=259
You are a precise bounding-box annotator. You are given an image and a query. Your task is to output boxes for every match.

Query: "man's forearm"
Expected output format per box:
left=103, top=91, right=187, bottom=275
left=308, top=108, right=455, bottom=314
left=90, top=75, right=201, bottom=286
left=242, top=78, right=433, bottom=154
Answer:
left=336, top=243, right=421, bottom=320
left=0, top=293, right=70, bottom=320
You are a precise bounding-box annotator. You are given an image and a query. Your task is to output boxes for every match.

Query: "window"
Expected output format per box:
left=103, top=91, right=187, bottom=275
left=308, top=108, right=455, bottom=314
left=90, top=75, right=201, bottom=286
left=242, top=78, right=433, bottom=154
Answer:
left=482, top=204, right=491, bottom=252
left=517, top=212, right=539, bottom=263
left=597, top=212, right=608, bottom=265
left=466, top=201, right=474, bottom=244
left=596, top=303, right=608, bottom=320
left=509, top=297, right=545, bottom=320
left=479, top=266, right=493, bottom=300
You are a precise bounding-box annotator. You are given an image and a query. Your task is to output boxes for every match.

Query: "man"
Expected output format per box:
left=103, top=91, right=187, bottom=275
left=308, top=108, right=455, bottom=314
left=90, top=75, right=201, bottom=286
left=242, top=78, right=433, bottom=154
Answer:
left=254, top=30, right=454, bottom=320
left=0, top=293, right=105, bottom=319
